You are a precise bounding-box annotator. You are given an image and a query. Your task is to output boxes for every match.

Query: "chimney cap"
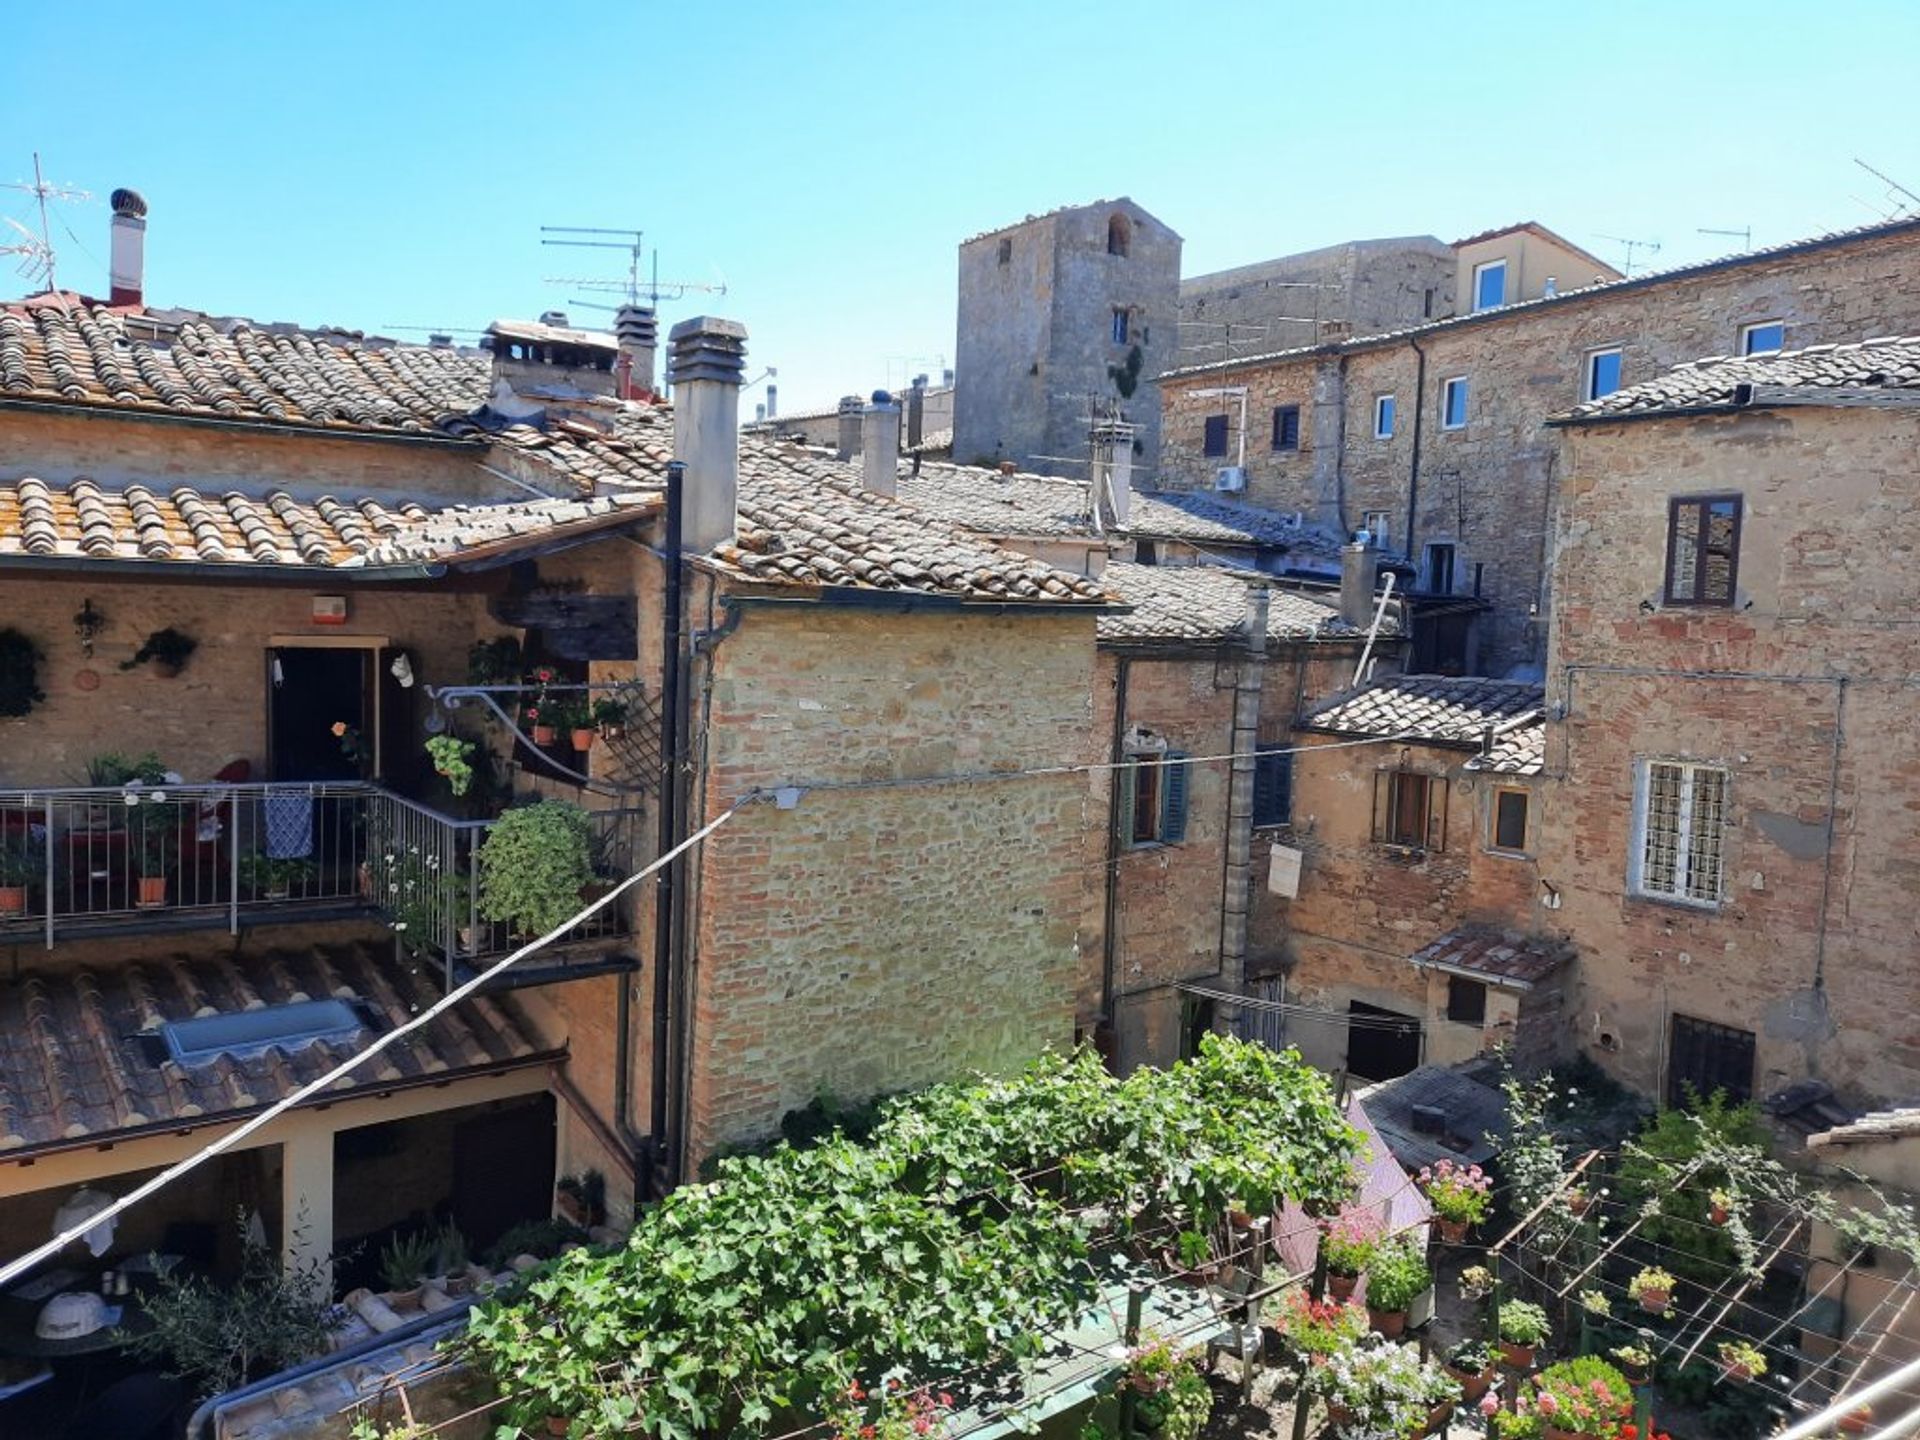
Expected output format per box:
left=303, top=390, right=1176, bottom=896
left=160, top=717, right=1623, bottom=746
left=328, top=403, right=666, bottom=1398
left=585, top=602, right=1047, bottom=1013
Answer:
left=867, top=389, right=897, bottom=408
left=110, top=188, right=147, bottom=219
left=666, top=315, right=748, bottom=387
left=837, top=394, right=866, bottom=414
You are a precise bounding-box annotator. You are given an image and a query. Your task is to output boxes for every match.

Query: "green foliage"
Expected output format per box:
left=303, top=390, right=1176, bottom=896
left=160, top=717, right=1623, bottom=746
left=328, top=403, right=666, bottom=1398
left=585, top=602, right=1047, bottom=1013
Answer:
left=379, top=1230, right=439, bottom=1291
left=1529, top=1356, right=1632, bottom=1437
left=1125, top=1339, right=1211, bottom=1440
left=238, top=852, right=315, bottom=895
left=120, top=626, right=198, bottom=672
left=127, top=791, right=181, bottom=875
left=424, top=735, right=477, bottom=796
left=476, top=800, right=593, bottom=936
left=87, top=750, right=167, bottom=786
left=0, top=627, right=44, bottom=717
left=1496, top=1299, right=1550, bottom=1346
left=461, top=1037, right=1360, bottom=1438
left=127, top=1213, right=336, bottom=1400
left=0, top=846, right=38, bottom=886
left=1107, top=345, right=1144, bottom=400
left=466, top=634, right=523, bottom=685
left=1617, top=1090, right=1768, bottom=1280
left=1717, top=1339, right=1766, bottom=1377
left=482, top=1216, right=589, bottom=1269
left=591, top=696, right=628, bottom=730
left=1493, top=1065, right=1582, bottom=1252
left=1654, top=1351, right=1784, bottom=1438
left=1362, top=1237, right=1430, bottom=1313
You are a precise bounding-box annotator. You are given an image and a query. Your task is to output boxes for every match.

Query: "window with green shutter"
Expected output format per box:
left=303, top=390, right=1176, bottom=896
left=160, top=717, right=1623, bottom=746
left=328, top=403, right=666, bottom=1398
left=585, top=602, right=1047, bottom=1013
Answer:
left=1252, top=745, right=1292, bottom=828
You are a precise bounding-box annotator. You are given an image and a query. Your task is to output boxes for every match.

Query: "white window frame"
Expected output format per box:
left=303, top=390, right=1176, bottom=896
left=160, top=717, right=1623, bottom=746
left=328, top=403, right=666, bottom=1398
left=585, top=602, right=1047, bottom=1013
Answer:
left=1361, top=509, right=1392, bottom=548
left=1630, top=759, right=1729, bottom=907
left=1373, top=394, right=1395, bottom=439
left=1584, top=346, right=1624, bottom=401
left=1440, top=376, right=1469, bottom=431
left=1740, top=319, right=1786, bottom=355
left=1471, top=258, right=1508, bottom=312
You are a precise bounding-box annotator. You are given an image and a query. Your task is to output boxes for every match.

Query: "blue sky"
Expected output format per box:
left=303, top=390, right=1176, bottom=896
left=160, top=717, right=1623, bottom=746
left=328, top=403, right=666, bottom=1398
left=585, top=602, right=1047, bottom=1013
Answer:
left=5, top=1, right=1918, bottom=414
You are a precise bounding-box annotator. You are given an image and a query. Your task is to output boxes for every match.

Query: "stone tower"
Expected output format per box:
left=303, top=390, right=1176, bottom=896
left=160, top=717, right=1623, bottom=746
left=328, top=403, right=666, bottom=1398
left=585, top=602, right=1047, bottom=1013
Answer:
left=953, top=198, right=1180, bottom=479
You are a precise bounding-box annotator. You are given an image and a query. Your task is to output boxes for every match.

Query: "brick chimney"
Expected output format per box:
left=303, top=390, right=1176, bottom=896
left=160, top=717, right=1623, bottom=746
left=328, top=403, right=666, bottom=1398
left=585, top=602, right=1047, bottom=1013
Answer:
left=614, top=304, right=658, bottom=398
left=1090, top=419, right=1134, bottom=528
left=1340, top=535, right=1380, bottom=628
left=862, top=391, right=900, bottom=497
left=108, top=188, right=147, bottom=307
left=835, top=395, right=864, bottom=460
left=668, top=316, right=747, bottom=553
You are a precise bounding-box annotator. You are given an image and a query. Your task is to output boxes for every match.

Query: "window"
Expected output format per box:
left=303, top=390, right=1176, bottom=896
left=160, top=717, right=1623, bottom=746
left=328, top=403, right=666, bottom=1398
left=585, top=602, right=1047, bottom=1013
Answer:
left=1422, top=288, right=1436, bottom=319
left=1107, top=213, right=1132, bottom=257
left=1491, top=787, right=1530, bottom=852
left=1424, top=542, right=1456, bottom=595
left=1252, top=744, right=1293, bottom=828
left=1585, top=347, right=1623, bottom=401
left=1373, top=394, right=1395, bottom=439
left=1361, top=510, right=1392, bottom=548
left=1121, top=749, right=1190, bottom=847
left=1271, top=404, right=1301, bottom=452
left=1441, top=376, right=1469, bottom=430
left=1633, top=760, right=1729, bottom=905
left=1667, top=1015, right=1755, bottom=1107
left=1446, top=976, right=1488, bottom=1025
left=1740, top=319, right=1785, bottom=355
left=1664, top=494, right=1742, bottom=606
left=163, top=998, right=363, bottom=1064
left=1373, top=770, right=1446, bottom=850
left=997, top=237, right=1012, bottom=266
left=1202, top=414, right=1229, bottom=458
left=1111, top=308, right=1130, bottom=345
left=1472, top=259, right=1508, bottom=311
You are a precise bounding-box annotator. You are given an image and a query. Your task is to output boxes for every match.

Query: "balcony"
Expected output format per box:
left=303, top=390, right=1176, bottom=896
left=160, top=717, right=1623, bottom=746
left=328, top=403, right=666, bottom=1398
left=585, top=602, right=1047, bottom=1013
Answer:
left=0, top=782, right=637, bottom=985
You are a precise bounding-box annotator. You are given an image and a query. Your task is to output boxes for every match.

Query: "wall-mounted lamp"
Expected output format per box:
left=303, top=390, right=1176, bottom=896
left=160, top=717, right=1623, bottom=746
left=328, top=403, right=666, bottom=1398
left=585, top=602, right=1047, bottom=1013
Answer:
left=73, top=598, right=105, bottom=658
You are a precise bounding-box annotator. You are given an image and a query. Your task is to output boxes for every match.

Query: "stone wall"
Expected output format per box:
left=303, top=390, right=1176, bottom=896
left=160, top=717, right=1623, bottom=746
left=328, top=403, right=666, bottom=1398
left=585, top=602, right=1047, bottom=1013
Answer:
left=1159, top=221, right=1920, bottom=673
left=684, top=604, right=1099, bottom=1159
left=1541, top=405, right=1920, bottom=1107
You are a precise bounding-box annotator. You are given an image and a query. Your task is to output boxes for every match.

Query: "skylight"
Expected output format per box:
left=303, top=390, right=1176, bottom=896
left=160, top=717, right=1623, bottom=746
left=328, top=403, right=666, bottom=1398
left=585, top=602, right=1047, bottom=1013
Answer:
left=161, top=999, right=364, bottom=1065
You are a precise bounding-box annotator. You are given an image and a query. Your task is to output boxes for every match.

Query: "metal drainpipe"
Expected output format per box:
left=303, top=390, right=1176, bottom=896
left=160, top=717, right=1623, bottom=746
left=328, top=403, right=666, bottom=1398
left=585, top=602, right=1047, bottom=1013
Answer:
left=1216, top=590, right=1270, bottom=1036
left=1404, top=336, right=1428, bottom=564
left=1099, top=657, right=1131, bottom=1055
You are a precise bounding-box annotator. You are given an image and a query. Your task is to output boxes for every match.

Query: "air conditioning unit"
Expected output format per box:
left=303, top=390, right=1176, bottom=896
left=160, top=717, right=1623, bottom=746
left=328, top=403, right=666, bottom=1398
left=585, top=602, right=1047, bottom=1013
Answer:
left=1214, top=466, right=1246, bottom=493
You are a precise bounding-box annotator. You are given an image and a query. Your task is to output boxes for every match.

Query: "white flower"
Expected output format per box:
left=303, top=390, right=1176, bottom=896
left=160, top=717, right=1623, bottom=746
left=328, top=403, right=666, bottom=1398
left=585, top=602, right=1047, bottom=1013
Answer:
left=123, top=793, right=140, bottom=807
left=150, top=790, right=167, bottom=804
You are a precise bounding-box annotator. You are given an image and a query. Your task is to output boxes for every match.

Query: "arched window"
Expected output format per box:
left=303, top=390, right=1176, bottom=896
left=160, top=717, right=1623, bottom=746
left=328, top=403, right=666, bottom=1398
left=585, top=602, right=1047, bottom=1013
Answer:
left=1106, top=213, right=1131, bottom=257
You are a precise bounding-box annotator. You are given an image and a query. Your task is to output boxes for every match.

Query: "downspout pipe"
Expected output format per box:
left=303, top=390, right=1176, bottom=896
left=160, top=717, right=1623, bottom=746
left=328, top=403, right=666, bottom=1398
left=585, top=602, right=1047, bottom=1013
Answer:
left=1404, top=336, right=1428, bottom=563
left=1098, top=656, right=1131, bottom=1063
left=1216, top=589, right=1270, bottom=1036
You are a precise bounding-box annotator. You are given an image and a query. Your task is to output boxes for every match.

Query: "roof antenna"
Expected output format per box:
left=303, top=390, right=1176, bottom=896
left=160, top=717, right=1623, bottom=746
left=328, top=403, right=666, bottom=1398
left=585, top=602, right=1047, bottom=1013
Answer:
left=1, top=152, right=90, bottom=295
left=1595, top=233, right=1661, bottom=277
left=1697, top=226, right=1752, bottom=252
left=1852, top=158, right=1920, bottom=218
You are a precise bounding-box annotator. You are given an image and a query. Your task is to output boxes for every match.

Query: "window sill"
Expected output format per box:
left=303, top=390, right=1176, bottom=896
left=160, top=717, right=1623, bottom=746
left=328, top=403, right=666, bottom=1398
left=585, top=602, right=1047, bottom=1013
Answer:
left=1375, top=843, right=1433, bottom=862
left=1626, top=889, right=1724, bottom=914
left=1484, top=846, right=1534, bottom=862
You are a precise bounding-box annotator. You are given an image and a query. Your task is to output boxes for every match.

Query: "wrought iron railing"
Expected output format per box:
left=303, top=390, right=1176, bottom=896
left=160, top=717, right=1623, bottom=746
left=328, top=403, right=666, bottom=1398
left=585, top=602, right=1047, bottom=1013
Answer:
left=0, top=782, right=636, bottom=981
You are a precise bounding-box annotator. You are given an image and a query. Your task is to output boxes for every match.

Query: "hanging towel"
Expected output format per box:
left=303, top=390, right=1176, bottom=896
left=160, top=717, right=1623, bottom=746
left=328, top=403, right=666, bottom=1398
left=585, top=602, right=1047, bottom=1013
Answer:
left=264, top=790, right=314, bottom=860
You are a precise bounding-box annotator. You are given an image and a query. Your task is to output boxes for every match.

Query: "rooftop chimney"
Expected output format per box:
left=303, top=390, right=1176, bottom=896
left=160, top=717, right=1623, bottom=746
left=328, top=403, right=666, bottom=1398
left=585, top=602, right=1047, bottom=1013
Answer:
left=862, top=390, right=900, bottom=497
left=668, top=316, right=748, bottom=554
left=614, top=304, right=658, bottom=398
left=108, top=188, right=147, bottom=307
left=1340, top=534, right=1380, bottom=628
left=1090, top=419, right=1135, bottom=528
left=765, top=382, right=778, bottom=420
left=539, top=309, right=571, bottom=328
left=906, top=375, right=927, bottom=449
left=835, top=396, right=865, bottom=460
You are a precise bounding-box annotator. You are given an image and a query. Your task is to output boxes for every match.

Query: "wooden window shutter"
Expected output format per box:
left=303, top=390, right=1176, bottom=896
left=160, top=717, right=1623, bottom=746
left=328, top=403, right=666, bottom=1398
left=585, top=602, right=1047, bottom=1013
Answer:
left=1115, top=762, right=1137, bottom=843
left=1161, top=751, right=1191, bottom=844
left=1427, top=777, right=1448, bottom=852
left=1372, top=770, right=1390, bottom=843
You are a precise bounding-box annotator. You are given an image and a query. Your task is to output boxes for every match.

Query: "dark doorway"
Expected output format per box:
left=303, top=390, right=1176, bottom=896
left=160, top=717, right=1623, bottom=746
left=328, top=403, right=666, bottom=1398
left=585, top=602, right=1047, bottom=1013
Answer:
left=1667, top=1014, right=1755, bottom=1108
left=1411, top=611, right=1473, bottom=675
left=450, top=1094, right=556, bottom=1256
left=1346, top=1000, right=1421, bottom=1082
left=269, top=647, right=369, bottom=781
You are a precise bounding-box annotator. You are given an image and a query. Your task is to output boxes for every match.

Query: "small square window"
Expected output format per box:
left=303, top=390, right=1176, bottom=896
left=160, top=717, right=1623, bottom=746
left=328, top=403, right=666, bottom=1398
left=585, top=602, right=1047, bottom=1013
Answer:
left=1472, top=259, right=1507, bottom=311
left=1112, top=309, right=1130, bottom=345
left=1202, top=414, right=1229, bottom=458
left=1664, top=494, right=1742, bottom=606
left=1361, top=510, right=1392, bottom=548
left=1374, top=395, right=1395, bottom=439
left=1585, top=347, right=1623, bottom=401
left=1271, top=405, right=1300, bottom=452
left=1741, top=320, right=1785, bottom=355
left=1373, top=770, right=1445, bottom=850
left=1492, top=788, right=1530, bottom=852
left=1446, top=976, right=1487, bottom=1025
left=1441, top=376, right=1469, bottom=430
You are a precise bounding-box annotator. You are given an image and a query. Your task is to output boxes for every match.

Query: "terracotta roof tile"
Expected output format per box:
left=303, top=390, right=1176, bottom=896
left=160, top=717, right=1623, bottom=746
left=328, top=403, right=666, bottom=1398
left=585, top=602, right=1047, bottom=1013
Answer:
left=0, top=943, right=548, bottom=1156
left=1807, top=1106, right=1920, bottom=1150
left=1099, top=561, right=1374, bottom=646
left=1555, top=334, right=1920, bottom=423
left=1302, top=674, right=1544, bottom=759
left=1407, top=927, right=1570, bottom=989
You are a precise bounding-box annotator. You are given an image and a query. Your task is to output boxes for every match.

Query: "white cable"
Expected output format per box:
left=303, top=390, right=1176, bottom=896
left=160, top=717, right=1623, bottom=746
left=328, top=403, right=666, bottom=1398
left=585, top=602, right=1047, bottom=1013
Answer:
left=1774, top=1354, right=1920, bottom=1440
left=0, top=799, right=750, bottom=1289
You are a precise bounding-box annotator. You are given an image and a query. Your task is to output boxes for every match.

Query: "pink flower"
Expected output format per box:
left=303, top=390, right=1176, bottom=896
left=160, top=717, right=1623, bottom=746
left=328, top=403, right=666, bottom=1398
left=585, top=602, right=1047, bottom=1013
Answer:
left=1538, top=1393, right=1560, bottom=1416
left=1479, top=1393, right=1500, bottom=1417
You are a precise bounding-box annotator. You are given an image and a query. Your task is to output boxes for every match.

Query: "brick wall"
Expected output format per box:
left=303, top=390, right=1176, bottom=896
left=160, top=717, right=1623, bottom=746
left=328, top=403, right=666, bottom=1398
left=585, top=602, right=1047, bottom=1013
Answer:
left=684, top=604, right=1098, bottom=1159
left=1159, top=222, right=1920, bottom=673
left=1542, top=405, right=1920, bottom=1106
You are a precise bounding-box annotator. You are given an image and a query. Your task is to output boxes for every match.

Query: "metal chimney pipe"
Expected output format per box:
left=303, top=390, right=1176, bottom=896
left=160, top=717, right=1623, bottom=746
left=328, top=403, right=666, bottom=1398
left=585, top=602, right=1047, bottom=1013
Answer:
left=861, top=391, right=901, bottom=497
left=108, top=188, right=147, bottom=307
left=835, top=395, right=864, bottom=460
left=1340, top=537, right=1380, bottom=627
left=667, top=316, right=748, bottom=552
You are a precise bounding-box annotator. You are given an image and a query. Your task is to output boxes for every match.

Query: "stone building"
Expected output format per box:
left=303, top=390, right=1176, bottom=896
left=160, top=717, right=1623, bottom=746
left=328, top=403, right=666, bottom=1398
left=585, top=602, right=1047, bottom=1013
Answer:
left=1537, top=334, right=1920, bottom=1111
left=1158, top=215, right=1920, bottom=675
left=953, top=198, right=1180, bottom=479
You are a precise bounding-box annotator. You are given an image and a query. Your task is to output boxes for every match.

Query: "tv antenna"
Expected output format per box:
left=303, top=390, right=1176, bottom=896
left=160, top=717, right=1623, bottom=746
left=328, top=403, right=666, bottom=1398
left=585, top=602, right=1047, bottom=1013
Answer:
left=540, top=226, right=727, bottom=314
left=1, top=152, right=91, bottom=293
left=1697, top=225, right=1752, bottom=251
left=1596, top=233, right=1662, bottom=277
left=1853, top=158, right=1920, bottom=218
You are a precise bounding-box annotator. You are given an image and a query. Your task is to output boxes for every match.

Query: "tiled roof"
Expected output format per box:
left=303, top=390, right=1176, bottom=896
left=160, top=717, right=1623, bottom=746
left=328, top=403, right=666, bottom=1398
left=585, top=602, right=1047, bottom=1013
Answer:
left=1129, top=489, right=1341, bottom=555
left=1450, top=221, right=1621, bottom=279
left=0, top=477, right=658, bottom=571
left=1098, top=562, right=1370, bottom=647
left=1160, top=214, right=1920, bottom=381
left=1300, top=674, right=1545, bottom=751
left=0, top=943, right=549, bottom=1156
left=1464, top=717, right=1546, bottom=777
left=1408, top=927, right=1570, bottom=990
left=905, top=426, right=952, bottom=456
left=1807, top=1106, right=1920, bottom=1151
left=1554, top=335, right=1920, bottom=423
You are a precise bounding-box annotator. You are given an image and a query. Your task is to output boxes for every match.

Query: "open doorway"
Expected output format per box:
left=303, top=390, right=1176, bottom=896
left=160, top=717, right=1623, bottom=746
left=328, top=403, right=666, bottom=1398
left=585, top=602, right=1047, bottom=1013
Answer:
left=269, top=647, right=370, bottom=781
left=1346, top=1000, right=1422, bottom=1082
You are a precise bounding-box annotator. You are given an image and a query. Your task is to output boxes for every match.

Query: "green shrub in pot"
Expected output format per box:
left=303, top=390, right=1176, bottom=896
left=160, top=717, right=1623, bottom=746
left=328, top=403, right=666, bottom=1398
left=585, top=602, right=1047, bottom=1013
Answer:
left=476, top=800, right=593, bottom=937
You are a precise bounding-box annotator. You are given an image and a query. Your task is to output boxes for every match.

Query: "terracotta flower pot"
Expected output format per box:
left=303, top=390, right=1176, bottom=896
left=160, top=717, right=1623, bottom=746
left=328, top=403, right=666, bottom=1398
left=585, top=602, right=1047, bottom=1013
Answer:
left=1710, top=1201, right=1730, bottom=1226
left=1841, top=1406, right=1874, bottom=1435
left=1445, top=1364, right=1494, bottom=1403
left=571, top=727, right=596, bottom=752
left=0, top=885, right=25, bottom=917
left=1544, top=1424, right=1581, bottom=1440
left=1567, top=1190, right=1590, bottom=1216
left=1437, top=1216, right=1468, bottom=1244
left=136, top=875, right=168, bottom=908
left=1499, top=1340, right=1536, bottom=1370
left=531, top=724, right=556, bottom=746
left=1637, top=1287, right=1671, bottom=1314
left=1326, top=1401, right=1354, bottom=1427
left=357, top=861, right=374, bottom=899
left=1424, top=1401, right=1455, bottom=1437
left=1327, top=1271, right=1358, bottom=1303
left=1619, top=1361, right=1649, bottom=1387
left=1368, top=1306, right=1407, bottom=1339
left=1720, top=1361, right=1753, bottom=1383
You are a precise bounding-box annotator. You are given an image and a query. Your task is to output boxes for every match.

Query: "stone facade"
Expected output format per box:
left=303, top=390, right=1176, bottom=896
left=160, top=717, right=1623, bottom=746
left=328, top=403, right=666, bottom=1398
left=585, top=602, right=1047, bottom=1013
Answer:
left=1158, top=218, right=1920, bottom=674
left=954, top=199, right=1180, bottom=479
left=1541, top=402, right=1920, bottom=1108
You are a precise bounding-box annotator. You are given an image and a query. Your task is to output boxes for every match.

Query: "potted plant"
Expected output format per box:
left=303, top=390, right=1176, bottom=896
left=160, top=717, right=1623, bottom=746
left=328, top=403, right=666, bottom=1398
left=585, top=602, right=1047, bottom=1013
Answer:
left=1364, top=1237, right=1430, bottom=1339
left=467, top=635, right=524, bottom=686
left=526, top=667, right=558, bottom=745
left=1442, top=1337, right=1498, bottom=1403
left=1610, top=1343, right=1652, bottom=1387
left=1565, top=1185, right=1591, bottom=1217
left=1709, top=1187, right=1734, bottom=1226
left=1120, top=1337, right=1212, bottom=1440
left=121, top=626, right=198, bottom=678
left=1459, top=1264, right=1495, bottom=1302
left=1529, top=1356, right=1633, bottom=1440
left=477, top=801, right=594, bottom=938
left=127, top=787, right=179, bottom=907
left=424, top=1221, right=471, bottom=1295
left=238, top=852, right=315, bottom=901
left=556, top=1170, right=606, bottom=1229
left=1578, top=1288, right=1611, bottom=1320
left=1420, top=1158, right=1492, bottom=1243
left=379, top=1230, right=438, bottom=1308
left=554, top=698, right=596, bottom=753
left=425, top=735, right=478, bottom=797
left=1306, top=1336, right=1460, bottom=1438
left=1628, top=1265, right=1675, bottom=1315
left=1266, top=1290, right=1365, bottom=1369
left=592, top=696, right=628, bottom=739
left=1320, top=1207, right=1382, bottom=1304
left=1716, top=1339, right=1767, bottom=1383
left=0, top=848, right=35, bottom=917
left=1497, top=1299, right=1550, bottom=1369
left=1840, top=1403, right=1875, bottom=1435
